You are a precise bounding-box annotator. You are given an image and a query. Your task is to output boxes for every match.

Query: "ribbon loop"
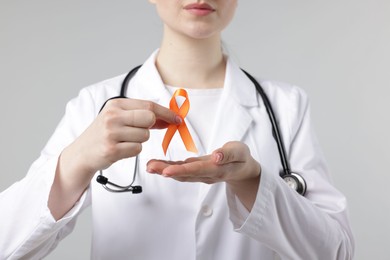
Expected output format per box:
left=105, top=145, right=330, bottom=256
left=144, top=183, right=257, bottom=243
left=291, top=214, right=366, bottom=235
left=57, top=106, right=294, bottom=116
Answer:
left=162, top=88, right=198, bottom=155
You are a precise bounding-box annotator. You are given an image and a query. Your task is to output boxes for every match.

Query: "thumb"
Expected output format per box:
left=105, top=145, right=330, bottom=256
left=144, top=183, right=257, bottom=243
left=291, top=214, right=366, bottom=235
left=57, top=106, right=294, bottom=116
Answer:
left=212, top=141, right=247, bottom=165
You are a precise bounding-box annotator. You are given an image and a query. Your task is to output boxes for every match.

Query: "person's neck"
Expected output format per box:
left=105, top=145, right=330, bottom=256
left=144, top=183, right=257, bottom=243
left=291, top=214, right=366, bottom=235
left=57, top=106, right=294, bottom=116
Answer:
left=156, top=27, right=226, bottom=89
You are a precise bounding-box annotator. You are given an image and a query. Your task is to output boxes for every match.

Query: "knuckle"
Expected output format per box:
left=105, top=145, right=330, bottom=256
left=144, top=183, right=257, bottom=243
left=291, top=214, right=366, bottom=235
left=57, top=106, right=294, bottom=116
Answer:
left=144, top=110, right=156, bottom=126
left=224, top=141, right=236, bottom=148
left=143, top=101, right=155, bottom=111
left=225, top=152, right=235, bottom=163
left=101, top=121, right=118, bottom=140
left=131, top=143, right=143, bottom=156
left=106, top=98, right=121, bottom=108
left=101, top=108, right=119, bottom=126
left=127, top=110, right=136, bottom=125
left=101, top=142, right=117, bottom=158
left=137, top=110, right=156, bottom=127
left=130, top=110, right=155, bottom=128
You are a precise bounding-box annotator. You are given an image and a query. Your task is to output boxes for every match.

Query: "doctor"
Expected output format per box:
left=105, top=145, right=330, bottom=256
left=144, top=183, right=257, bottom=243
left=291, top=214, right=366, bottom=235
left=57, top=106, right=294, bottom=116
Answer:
left=0, top=0, right=354, bottom=259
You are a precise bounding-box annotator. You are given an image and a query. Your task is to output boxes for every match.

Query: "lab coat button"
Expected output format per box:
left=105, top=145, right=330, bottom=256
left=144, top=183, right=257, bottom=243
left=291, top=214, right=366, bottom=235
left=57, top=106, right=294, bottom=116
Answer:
left=201, top=205, right=213, bottom=217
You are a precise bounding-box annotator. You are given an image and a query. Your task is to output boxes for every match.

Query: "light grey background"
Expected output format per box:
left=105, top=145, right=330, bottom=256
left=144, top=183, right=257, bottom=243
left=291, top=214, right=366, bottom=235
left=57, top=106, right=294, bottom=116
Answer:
left=1, top=0, right=389, bottom=259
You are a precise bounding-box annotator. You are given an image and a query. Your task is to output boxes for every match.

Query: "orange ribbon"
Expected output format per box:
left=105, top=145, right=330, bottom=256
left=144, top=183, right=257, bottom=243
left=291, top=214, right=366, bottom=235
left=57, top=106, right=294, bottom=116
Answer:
left=162, top=88, right=198, bottom=155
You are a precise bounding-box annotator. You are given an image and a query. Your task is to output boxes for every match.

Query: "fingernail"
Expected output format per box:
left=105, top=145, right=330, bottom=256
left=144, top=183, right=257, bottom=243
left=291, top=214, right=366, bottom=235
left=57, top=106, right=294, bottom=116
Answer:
left=175, top=115, right=182, bottom=124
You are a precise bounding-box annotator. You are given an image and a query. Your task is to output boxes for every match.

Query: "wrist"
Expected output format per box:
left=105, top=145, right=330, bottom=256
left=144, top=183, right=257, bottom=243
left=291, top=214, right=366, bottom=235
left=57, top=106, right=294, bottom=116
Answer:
left=60, top=143, right=97, bottom=184
left=228, top=160, right=261, bottom=185
left=226, top=163, right=261, bottom=211
left=227, top=172, right=260, bottom=191
left=49, top=144, right=95, bottom=220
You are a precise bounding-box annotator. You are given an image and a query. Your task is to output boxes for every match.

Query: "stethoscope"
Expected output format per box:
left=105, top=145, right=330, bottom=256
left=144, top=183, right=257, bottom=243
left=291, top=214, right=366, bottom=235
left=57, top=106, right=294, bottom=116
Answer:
left=96, top=65, right=307, bottom=196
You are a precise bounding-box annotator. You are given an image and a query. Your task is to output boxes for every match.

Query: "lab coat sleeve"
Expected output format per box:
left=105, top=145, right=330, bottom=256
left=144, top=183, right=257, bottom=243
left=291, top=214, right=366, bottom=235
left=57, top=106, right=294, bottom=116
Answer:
left=0, top=86, right=98, bottom=260
left=226, top=85, right=355, bottom=259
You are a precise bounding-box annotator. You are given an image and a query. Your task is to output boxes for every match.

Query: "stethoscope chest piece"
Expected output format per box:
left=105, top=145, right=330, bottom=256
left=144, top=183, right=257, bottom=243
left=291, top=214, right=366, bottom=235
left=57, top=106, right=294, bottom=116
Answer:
left=282, top=172, right=307, bottom=196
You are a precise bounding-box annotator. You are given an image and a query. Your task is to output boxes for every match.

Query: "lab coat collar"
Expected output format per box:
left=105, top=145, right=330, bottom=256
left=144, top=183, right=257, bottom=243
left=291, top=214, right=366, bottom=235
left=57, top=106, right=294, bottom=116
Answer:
left=130, top=48, right=260, bottom=146
left=126, top=50, right=260, bottom=203
left=223, top=57, right=259, bottom=108
left=127, top=50, right=259, bottom=108
left=128, top=50, right=171, bottom=104
left=126, top=50, right=260, bottom=154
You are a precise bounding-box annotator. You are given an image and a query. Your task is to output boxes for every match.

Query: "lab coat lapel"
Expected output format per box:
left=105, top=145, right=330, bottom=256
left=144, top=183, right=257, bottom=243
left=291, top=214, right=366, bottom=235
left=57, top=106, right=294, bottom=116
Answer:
left=207, top=58, right=259, bottom=153
left=126, top=50, right=171, bottom=106
left=198, top=58, right=260, bottom=203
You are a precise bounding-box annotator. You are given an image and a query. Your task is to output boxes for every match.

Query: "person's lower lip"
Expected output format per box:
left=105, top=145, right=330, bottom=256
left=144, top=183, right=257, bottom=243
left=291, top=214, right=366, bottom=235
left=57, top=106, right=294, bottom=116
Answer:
left=186, top=8, right=214, bottom=16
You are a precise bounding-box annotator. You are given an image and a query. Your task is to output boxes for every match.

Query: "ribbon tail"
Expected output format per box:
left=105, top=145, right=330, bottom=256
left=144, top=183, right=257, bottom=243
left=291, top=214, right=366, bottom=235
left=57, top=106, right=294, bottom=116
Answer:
left=162, top=125, right=177, bottom=155
left=178, top=122, right=198, bottom=153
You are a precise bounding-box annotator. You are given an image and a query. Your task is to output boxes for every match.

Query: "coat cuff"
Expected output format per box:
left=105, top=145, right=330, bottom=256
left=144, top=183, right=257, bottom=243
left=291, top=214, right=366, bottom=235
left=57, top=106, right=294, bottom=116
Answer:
left=226, top=163, right=275, bottom=235
left=9, top=155, right=91, bottom=259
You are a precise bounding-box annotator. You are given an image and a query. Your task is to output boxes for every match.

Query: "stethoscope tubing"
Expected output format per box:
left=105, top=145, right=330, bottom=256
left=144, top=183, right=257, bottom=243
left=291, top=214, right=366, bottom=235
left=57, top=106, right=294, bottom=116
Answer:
left=240, top=69, right=291, bottom=177
left=97, top=65, right=306, bottom=195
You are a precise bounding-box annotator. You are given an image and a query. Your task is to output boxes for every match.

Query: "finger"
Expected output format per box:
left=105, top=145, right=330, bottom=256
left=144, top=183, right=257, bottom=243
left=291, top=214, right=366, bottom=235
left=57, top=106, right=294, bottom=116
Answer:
left=111, top=98, right=182, bottom=127
left=146, top=156, right=211, bottom=174
left=141, top=101, right=182, bottom=127
left=148, top=158, right=238, bottom=183
left=100, top=109, right=155, bottom=133
left=110, top=127, right=150, bottom=143
left=100, top=105, right=154, bottom=129
left=169, top=176, right=217, bottom=184
left=184, top=155, right=212, bottom=163
left=122, top=110, right=156, bottom=128
left=146, top=159, right=185, bottom=174
left=152, top=120, right=170, bottom=129
left=103, top=142, right=142, bottom=163
left=212, top=141, right=248, bottom=165
left=161, top=160, right=218, bottom=178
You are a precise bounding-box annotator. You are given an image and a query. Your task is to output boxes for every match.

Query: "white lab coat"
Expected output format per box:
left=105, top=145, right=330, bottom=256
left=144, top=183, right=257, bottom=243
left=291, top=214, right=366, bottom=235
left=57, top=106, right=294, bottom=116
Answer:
left=0, top=51, right=354, bottom=259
